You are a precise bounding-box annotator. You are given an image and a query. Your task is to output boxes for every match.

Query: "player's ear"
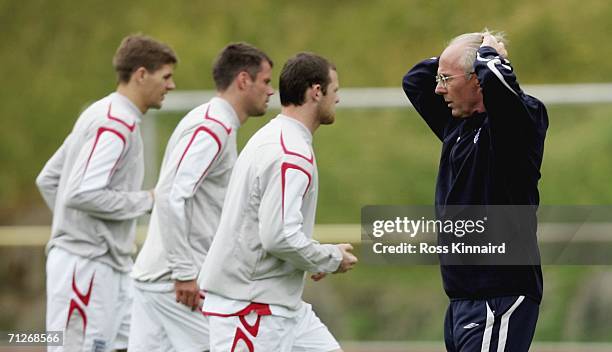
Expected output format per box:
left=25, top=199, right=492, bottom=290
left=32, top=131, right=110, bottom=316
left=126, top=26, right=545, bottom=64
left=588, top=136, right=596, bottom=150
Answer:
left=311, top=84, right=322, bottom=102
left=236, top=71, right=252, bottom=90
left=131, top=67, right=148, bottom=85
left=471, top=74, right=480, bottom=88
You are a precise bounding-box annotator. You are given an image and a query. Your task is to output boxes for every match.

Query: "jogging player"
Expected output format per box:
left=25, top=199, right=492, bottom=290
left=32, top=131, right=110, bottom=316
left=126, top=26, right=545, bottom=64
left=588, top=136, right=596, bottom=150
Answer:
left=36, top=34, right=177, bottom=351
left=128, top=43, right=274, bottom=352
left=402, top=31, right=548, bottom=351
left=199, top=52, right=358, bottom=352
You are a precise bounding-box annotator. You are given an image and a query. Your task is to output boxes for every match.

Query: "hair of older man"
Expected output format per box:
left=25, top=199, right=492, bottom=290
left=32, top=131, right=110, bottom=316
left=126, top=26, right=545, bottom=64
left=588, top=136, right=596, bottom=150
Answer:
left=447, top=29, right=507, bottom=75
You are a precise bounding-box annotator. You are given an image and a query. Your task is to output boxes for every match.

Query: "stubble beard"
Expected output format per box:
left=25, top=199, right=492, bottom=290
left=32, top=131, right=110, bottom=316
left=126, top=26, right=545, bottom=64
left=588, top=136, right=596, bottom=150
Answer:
left=318, top=106, right=335, bottom=125
left=247, top=104, right=266, bottom=117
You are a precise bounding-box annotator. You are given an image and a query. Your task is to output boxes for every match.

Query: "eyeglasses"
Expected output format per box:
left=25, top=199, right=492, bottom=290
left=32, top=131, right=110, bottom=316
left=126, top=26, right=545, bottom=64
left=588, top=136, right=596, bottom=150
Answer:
left=435, top=72, right=473, bottom=89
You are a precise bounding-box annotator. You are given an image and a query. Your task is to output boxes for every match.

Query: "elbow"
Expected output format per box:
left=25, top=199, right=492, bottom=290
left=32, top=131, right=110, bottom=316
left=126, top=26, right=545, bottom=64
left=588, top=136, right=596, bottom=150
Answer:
left=34, top=174, right=43, bottom=189
left=402, top=74, right=413, bottom=92
left=402, top=76, right=421, bottom=102
left=35, top=173, right=50, bottom=191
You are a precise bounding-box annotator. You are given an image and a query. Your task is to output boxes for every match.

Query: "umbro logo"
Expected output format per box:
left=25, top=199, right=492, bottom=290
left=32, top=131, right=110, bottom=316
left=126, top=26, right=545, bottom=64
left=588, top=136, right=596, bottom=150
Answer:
left=473, top=127, right=482, bottom=144
left=463, top=323, right=480, bottom=329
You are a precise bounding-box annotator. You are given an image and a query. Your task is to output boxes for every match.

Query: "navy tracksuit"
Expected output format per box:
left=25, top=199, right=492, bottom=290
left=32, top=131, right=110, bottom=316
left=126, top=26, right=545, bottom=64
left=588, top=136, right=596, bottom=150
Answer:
left=403, top=46, right=548, bottom=351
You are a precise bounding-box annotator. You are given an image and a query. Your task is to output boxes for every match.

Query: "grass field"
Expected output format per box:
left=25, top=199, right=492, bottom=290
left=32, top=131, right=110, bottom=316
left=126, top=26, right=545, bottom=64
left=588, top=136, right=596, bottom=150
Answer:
left=1, top=239, right=611, bottom=342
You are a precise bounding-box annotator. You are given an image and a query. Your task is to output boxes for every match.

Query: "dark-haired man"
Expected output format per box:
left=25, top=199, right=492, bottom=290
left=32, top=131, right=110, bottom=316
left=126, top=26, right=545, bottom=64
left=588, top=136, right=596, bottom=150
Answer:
left=199, top=52, right=357, bottom=352
left=36, top=34, right=177, bottom=352
left=129, top=43, right=274, bottom=352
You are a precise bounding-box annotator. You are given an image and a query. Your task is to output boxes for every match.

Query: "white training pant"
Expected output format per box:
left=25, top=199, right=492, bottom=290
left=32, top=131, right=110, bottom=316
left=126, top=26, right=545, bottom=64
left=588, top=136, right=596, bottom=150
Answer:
left=128, top=282, right=210, bottom=352
left=208, top=302, right=339, bottom=352
left=46, top=247, right=132, bottom=352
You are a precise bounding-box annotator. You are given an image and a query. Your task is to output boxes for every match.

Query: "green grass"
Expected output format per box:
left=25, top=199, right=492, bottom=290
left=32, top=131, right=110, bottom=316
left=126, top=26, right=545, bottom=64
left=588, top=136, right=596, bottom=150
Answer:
left=2, top=244, right=609, bottom=341
left=302, top=263, right=611, bottom=341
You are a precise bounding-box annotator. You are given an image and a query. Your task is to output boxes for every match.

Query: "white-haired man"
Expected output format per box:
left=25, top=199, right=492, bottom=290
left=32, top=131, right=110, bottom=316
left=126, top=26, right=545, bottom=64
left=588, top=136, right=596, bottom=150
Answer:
left=403, top=31, right=548, bottom=352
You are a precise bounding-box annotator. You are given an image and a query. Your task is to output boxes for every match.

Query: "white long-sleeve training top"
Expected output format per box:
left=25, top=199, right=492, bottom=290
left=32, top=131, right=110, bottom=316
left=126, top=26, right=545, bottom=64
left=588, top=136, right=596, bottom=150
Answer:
left=131, top=97, right=240, bottom=285
left=36, top=92, right=153, bottom=272
left=199, top=115, right=342, bottom=313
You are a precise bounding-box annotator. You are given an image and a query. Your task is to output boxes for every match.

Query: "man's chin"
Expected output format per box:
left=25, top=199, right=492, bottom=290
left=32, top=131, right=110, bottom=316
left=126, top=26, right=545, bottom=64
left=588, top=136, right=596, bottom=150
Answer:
left=148, top=102, right=162, bottom=110
left=320, top=116, right=335, bottom=125
left=249, top=107, right=267, bottom=117
left=451, top=110, right=468, bottom=119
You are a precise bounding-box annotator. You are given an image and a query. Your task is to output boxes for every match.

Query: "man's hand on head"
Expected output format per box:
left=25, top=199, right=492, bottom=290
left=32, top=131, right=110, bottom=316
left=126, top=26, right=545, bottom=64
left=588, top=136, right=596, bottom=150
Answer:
left=481, top=34, right=508, bottom=59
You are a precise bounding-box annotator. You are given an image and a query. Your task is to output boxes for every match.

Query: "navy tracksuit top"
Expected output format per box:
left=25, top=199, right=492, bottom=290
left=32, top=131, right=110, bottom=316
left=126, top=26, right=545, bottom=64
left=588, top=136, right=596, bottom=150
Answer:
left=402, top=46, right=548, bottom=303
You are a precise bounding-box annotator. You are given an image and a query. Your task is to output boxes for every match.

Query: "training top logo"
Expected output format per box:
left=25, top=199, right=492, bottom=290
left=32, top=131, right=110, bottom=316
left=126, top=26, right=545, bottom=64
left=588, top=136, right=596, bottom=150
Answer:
left=473, top=127, right=482, bottom=144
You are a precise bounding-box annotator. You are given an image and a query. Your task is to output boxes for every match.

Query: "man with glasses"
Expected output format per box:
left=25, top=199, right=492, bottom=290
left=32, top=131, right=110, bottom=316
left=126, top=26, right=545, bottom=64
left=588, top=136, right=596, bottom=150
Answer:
left=402, top=31, right=548, bottom=351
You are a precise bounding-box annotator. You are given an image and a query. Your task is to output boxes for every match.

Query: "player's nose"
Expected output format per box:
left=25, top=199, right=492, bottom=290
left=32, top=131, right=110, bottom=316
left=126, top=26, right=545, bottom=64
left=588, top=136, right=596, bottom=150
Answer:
left=169, top=81, right=176, bottom=91
left=434, top=82, right=446, bottom=96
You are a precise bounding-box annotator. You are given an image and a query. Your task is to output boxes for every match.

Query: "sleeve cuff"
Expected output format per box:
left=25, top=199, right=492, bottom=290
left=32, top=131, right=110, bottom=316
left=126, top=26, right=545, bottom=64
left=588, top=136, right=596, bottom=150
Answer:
left=478, top=46, right=500, bottom=59
left=171, top=271, right=198, bottom=281
left=144, top=191, right=155, bottom=213
left=320, top=244, right=343, bottom=273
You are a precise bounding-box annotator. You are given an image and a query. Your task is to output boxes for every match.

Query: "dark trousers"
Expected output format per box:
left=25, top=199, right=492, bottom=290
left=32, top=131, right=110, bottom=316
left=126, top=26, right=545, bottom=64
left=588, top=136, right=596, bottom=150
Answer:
left=444, top=296, right=539, bottom=352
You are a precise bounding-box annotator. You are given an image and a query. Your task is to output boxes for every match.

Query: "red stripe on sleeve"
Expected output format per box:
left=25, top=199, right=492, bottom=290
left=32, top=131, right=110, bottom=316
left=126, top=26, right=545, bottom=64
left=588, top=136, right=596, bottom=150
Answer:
left=281, top=162, right=312, bottom=221
left=83, top=127, right=126, bottom=177
left=175, top=126, right=223, bottom=192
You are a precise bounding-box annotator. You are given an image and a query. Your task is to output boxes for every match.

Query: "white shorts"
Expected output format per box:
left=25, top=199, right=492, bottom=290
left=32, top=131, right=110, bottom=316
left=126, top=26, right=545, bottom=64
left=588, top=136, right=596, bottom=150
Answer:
left=128, top=282, right=210, bottom=352
left=208, top=302, right=340, bottom=352
left=46, top=247, right=132, bottom=352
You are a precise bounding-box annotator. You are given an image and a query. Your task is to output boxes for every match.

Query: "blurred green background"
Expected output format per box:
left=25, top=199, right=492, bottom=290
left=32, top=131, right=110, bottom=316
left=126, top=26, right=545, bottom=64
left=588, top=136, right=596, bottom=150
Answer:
left=2, top=0, right=612, bottom=344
